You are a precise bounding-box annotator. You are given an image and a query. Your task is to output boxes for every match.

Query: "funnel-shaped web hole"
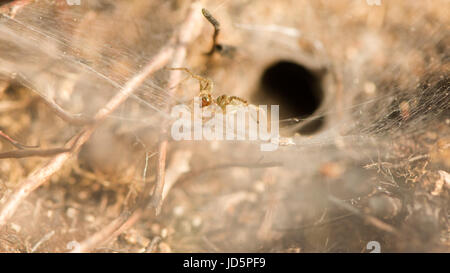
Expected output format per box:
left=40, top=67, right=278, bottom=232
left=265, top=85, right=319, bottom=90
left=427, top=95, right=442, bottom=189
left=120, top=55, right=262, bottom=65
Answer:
left=257, top=61, right=325, bottom=134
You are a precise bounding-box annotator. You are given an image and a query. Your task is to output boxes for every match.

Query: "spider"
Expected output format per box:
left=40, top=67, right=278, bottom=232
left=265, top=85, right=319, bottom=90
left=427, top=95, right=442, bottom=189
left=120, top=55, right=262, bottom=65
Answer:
left=168, top=67, right=249, bottom=112
left=168, top=68, right=295, bottom=147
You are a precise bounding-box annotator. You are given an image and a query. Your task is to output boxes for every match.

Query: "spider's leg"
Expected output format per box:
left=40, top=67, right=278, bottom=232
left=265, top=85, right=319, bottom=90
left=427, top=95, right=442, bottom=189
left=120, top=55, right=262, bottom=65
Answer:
left=167, top=67, right=213, bottom=93
left=215, top=94, right=227, bottom=110
left=228, top=96, right=248, bottom=105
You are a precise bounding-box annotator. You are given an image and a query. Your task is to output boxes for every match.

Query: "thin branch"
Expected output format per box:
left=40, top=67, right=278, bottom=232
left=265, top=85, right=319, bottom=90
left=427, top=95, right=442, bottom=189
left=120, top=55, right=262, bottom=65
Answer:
left=38, top=96, right=94, bottom=126
left=12, top=73, right=95, bottom=126
left=31, top=230, right=55, bottom=253
left=276, top=213, right=355, bottom=231
left=69, top=211, right=133, bottom=253
left=151, top=1, right=204, bottom=216
left=151, top=139, right=168, bottom=215
left=328, top=195, right=399, bottom=235
left=176, top=160, right=283, bottom=186
left=0, top=129, right=38, bottom=149
left=0, top=147, right=70, bottom=159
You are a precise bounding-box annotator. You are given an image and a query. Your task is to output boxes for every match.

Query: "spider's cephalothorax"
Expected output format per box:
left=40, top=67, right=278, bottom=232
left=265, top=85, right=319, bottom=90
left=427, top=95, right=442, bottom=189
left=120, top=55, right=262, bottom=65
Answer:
left=216, top=94, right=248, bottom=112
left=200, top=92, right=213, bottom=107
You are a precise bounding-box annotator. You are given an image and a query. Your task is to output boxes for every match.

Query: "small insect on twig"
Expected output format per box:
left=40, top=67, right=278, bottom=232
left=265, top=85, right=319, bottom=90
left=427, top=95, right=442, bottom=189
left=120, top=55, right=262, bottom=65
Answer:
left=202, top=8, right=236, bottom=57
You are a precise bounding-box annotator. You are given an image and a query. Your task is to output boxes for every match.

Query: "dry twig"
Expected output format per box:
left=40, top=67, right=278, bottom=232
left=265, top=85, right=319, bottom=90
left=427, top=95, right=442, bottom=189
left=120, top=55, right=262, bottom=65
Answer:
left=0, top=129, right=37, bottom=149
left=328, top=195, right=399, bottom=235
left=0, top=147, right=70, bottom=159
left=151, top=1, right=204, bottom=215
